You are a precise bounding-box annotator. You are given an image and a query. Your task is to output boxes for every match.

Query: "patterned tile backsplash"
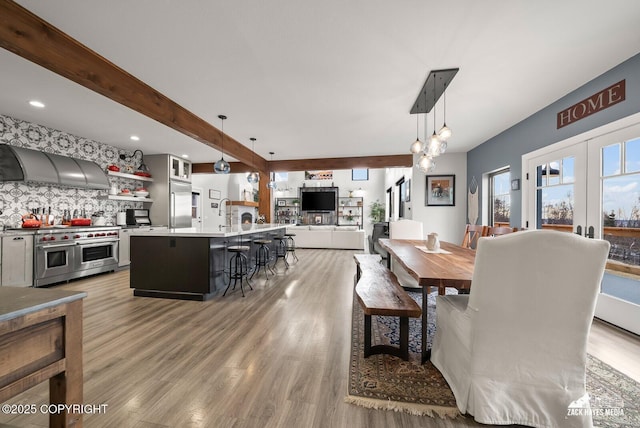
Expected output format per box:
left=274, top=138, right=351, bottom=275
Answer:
left=0, top=114, right=146, bottom=228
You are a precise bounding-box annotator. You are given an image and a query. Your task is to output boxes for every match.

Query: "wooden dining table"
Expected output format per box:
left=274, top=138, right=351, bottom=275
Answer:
left=378, top=238, right=476, bottom=363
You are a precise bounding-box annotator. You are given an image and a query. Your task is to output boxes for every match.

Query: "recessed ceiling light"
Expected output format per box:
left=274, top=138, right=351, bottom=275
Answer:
left=181, top=154, right=189, bottom=158
left=130, top=135, right=140, bottom=141
left=29, top=100, right=45, bottom=108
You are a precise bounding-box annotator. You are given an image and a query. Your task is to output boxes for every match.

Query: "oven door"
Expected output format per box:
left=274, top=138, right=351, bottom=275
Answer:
left=35, top=243, right=75, bottom=286
left=75, top=239, right=119, bottom=272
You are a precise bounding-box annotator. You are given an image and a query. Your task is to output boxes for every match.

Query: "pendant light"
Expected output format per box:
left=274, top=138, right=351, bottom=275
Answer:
left=267, top=151, right=277, bottom=189
left=438, top=81, right=452, bottom=141
left=428, top=72, right=442, bottom=156
left=247, top=137, right=259, bottom=183
left=416, top=99, right=435, bottom=173
left=409, top=113, right=423, bottom=154
left=214, top=114, right=231, bottom=174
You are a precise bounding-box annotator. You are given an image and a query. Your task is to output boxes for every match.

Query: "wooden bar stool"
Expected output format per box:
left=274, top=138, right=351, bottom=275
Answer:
left=251, top=239, right=274, bottom=279
left=223, top=245, right=253, bottom=297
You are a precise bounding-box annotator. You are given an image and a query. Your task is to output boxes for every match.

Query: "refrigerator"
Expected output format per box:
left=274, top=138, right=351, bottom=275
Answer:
left=170, top=180, right=192, bottom=228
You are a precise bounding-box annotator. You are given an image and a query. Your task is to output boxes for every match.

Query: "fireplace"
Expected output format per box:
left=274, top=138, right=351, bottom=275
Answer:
left=241, top=212, right=253, bottom=224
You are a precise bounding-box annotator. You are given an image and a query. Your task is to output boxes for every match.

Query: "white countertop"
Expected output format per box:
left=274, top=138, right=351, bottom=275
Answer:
left=128, top=223, right=287, bottom=237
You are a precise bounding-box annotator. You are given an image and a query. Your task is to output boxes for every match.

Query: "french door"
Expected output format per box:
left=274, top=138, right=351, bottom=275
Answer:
left=525, top=123, right=640, bottom=335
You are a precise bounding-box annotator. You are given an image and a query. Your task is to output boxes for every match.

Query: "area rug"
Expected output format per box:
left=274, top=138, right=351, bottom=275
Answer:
left=346, top=290, right=640, bottom=427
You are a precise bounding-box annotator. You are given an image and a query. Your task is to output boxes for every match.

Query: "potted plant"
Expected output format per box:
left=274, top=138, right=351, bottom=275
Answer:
left=369, top=199, right=385, bottom=223
left=292, top=199, right=299, bottom=206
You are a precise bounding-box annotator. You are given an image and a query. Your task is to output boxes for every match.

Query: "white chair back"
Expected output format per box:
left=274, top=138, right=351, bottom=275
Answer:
left=389, top=219, right=423, bottom=240
left=433, top=229, right=610, bottom=427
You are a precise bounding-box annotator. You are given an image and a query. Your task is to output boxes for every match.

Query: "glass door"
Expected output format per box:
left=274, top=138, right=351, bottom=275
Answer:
left=587, top=125, right=640, bottom=334
left=526, top=124, right=640, bottom=334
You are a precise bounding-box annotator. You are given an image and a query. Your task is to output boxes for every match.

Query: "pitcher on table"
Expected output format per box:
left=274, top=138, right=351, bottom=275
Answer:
left=426, top=232, right=440, bottom=251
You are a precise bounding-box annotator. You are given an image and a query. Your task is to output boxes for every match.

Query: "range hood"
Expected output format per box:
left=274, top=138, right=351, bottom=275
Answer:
left=0, top=145, right=110, bottom=189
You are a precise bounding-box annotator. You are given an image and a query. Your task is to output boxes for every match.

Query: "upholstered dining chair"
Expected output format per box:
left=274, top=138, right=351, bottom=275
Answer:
left=461, top=224, right=488, bottom=249
left=432, top=230, right=609, bottom=428
left=389, top=219, right=424, bottom=289
left=389, top=219, right=424, bottom=240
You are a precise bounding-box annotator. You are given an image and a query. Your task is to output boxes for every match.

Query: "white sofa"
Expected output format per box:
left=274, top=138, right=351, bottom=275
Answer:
left=286, top=225, right=365, bottom=250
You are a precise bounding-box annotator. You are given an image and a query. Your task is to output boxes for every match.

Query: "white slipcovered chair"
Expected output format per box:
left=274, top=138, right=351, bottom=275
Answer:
left=389, top=219, right=424, bottom=289
left=432, top=230, right=609, bottom=428
left=389, top=219, right=424, bottom=240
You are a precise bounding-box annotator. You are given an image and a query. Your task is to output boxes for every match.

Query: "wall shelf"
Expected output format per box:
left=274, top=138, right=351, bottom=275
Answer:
left=107, top=170, right=154, bottom=182
left=97, top=195, right=153, bottom=202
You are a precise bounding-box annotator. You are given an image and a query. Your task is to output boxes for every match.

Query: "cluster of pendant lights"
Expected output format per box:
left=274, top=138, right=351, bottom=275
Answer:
left=410, top=75, right=452, bottom=174
left=214, top=114, right=276, bottom=186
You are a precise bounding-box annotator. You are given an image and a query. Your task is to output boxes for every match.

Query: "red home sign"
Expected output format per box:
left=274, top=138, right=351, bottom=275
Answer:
left=557, top=80, right=626, bottom=129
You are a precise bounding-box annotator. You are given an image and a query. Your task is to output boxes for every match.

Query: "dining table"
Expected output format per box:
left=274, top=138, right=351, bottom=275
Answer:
left=378, top=238, right=476, bottom=363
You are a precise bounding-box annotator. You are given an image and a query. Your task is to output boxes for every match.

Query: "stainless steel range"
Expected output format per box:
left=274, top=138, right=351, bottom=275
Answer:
left=34, top=225, right=120, bottom=286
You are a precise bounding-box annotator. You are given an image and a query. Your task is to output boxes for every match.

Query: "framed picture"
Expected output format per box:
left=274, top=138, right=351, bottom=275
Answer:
left=209, top=189, right=221, bottom=200
left=211, top=202, right=219, bottom=209
left=277, top=199, right=286, bottom=206
left=405, top=179, right=411, bottom=202
left=315, top=215, right=322, bottom=224
left=511, top=178, right=520, bottom=190
left=290, top=218, right=297, bottom=224
left=426, top=175, right=455, bottom=206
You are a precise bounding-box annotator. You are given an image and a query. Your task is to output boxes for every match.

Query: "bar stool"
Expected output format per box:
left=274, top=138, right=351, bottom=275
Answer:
left=272, top=236, right=289, bottom=269
left=223, top=245, right=253, bottom=297
left=284, top=232, right=299, bottom=263
left=251, top=239, right=274, bottom=279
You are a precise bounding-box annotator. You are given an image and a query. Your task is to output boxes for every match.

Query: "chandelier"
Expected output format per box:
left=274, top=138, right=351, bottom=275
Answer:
left=409, top=68, right=458, bottom=173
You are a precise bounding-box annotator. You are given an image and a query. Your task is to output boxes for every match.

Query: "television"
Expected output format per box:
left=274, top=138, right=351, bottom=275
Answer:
left=301, top=191, right=336, bottom=211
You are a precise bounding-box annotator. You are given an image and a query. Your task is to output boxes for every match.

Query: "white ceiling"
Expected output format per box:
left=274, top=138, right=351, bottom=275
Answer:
left=1, top=0, right=640, bottom=164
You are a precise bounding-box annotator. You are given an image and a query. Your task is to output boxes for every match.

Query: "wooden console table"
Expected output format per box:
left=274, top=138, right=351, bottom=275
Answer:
left=0, top=287, right=87, bottom=427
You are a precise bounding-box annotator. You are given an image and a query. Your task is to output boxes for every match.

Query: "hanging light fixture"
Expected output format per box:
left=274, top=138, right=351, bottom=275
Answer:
left=416, top=100, right=435, bottom=173
left=429, top=72, right=443, bottom=156
left=410, top=68, right=458, bottom=174
left=438, top=81, right=452, bottom=141
left=409, top=113, right=423, bottom=154
left=267, top=151, right=277, bottom=189
left=214, top=114, right=231, bottom=174
left=247, top=137, right=259, bottom=183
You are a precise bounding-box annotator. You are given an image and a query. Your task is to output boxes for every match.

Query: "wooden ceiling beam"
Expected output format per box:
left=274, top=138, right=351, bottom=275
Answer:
left=0, top=0, right=267, bottom=172
left=193, top=154, right=412, bottom=175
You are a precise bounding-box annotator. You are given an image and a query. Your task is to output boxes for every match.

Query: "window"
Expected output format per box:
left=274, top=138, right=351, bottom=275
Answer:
left=490, top=169, right=510, bottom=226
left=396, top=177, right=405, bottom=218
left=274, top=172, right=288, bottom=182
left=352, top=168, right=369, bottom=181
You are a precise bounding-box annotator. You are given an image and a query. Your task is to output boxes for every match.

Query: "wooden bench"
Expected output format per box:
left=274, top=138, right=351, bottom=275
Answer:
left=353, top=255, right=421, bottom=361
left=353, top=253, right=383, bottom=283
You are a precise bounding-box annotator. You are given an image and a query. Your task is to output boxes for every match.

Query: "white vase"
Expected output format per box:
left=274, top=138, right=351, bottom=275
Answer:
left=426, top=232, right=440, bottom=251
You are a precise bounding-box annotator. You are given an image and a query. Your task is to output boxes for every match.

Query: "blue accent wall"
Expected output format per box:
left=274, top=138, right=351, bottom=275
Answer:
left=467, top=52, right=640, bottom=228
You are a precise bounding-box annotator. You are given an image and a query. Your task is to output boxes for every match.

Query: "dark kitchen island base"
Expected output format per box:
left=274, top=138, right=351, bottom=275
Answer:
left=129, top=225, right=286, bottom=300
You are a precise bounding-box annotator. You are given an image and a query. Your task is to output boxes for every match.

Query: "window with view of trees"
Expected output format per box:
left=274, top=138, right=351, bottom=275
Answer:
left=490, top=169, right=510, bottom=226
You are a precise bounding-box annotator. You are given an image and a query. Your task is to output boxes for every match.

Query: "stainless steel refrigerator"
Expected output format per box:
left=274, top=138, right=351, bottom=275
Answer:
left=170, top=180, right=192, bottom=228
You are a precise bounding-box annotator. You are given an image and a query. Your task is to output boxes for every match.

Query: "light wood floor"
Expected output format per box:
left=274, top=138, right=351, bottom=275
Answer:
left=1, top=249, right=638, bottom=428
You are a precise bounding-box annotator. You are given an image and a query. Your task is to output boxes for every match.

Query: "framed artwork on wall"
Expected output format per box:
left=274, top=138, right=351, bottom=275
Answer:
left=426, top=175, right=455, bottom=206
left=209, top=189, right=221, bottom=200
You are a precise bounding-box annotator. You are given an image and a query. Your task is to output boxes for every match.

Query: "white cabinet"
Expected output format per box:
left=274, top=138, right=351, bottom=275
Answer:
left=1, top=234, right=34, bottom=287
left=119, top=228, right=132, bottom=267
left=170, top=156, right=191, bottom=182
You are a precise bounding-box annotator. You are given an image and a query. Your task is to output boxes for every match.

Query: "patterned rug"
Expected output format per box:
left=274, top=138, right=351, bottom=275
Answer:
left=346, top=290, right=640, bottom=427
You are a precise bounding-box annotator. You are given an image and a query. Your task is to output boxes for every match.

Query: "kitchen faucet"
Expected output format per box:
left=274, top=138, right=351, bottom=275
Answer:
left=218, top=198, right=232, bottom=229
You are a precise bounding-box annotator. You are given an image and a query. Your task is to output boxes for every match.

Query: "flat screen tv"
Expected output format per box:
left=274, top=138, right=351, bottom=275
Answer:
left=301, top=191, right=336, bottom=211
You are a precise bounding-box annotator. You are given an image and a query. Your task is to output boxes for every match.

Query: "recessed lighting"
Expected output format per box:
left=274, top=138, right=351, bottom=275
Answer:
left=130, top=135, right=140, bottom=141
left=29, top=100, right=45, bottom=108
left=181, top=154, right=189, bottom=158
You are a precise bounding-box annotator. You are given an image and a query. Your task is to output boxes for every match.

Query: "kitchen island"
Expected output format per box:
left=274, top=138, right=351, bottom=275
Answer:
left=129, top=224, right=287, bottom=300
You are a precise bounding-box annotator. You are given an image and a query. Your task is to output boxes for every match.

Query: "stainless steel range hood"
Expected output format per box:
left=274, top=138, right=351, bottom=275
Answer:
left=0, top=145, right=110, bottom=189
